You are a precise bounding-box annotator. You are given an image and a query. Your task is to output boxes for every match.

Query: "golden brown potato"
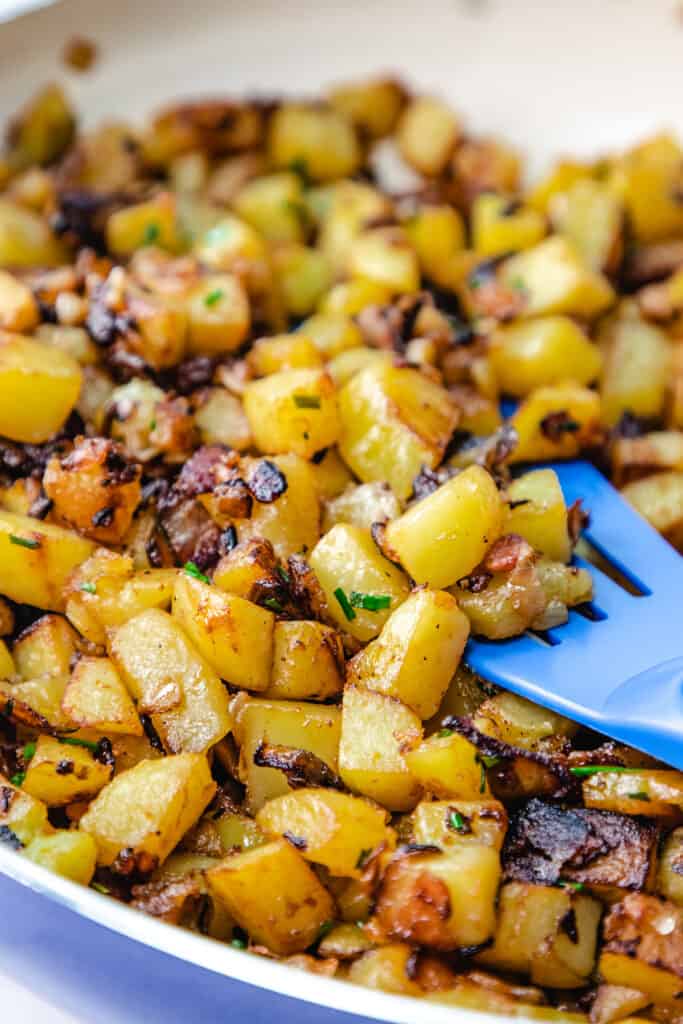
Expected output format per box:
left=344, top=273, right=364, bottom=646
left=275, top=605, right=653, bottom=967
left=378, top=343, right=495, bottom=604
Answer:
left=0, top=774, right=48, bottom=845
left=243, top=368, right=340, bottom=460
left=0, top=512, right=95, bottom=612
left=13, top=614, right=78, bottom=680
left=404, top=731, right=491, bottom=800
left=22, top=735, right=113, bottom=806
left=23, top=830, right=97, bottom=886
left=0, top=332, right=82, bottom=444
left=263, top=620, right=344, bottom=702
left=411, top=798, right=508, bottom=852
left=61, top=657, right=142, bottom=736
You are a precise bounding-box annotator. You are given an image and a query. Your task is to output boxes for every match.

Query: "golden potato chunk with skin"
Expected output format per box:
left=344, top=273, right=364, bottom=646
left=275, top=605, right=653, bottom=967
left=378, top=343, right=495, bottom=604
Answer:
left=207, top=839, right=335, bottom=955
left=508, top=385, right=602, bottom=463
left=79, top=753, right=216, bottom=870
left=599, top=301, right=670, bottom=427
left=490, top=317, right=603, bottom=397
left=347, top=944, right=422, bottom=997
left=611, top=133, right=683, bottom=244
left=328, top=77, right=405, bottom=139
left=256, top=788, right=392, bottom=878
left=23, top=830, right=97, bottom=886
left=411, top=799, right=508, bottom=852
left=501, top=237, right=615, bottom=320
left=471, top=193, right=546, bottom=258
left=0, top=270, right=39, bottom=332
left=382, top=466, right=504, bottom=589
left=347, top=590, right=470, bottom=720
left=347, top=228, right=420, bottom=296
left=0, top=332, right=82, bottom=444
left=13, top=613, right=78, bottom=680
left=43, top=437, right=142, bottom=545
left=0, top=198, right=66, bottom=267
left=247, top=334, right=322, bottom=378
left=268, top=104, right=361, bottom=183
left=404, top=732, right=491, bottom=800
left=397, top=96, right=461, bottom=177
left=172, top=572, right=274, bottom=692
left=263, top=620, right=344, bottom=702
left=0, top=774, right=48, bottom=845
left=110, top=609, right=231, bottom=755
left=0, top=673, right=72, bottom=731
left=185, top=272, right=251, bottom=356
left=505, top=469, right=572, bottom=563
left=581, top=769, right=683, bottom=818
left=473, top=691, right=577, bottom=750
left=339, top=685, right=422, bottom=812
left=62, top=657, right=142, bottom=736
left=0, top=511, right=95, bottom=612
left=22, top=735, right=113, bottom=806
left=243, top=368, right=340, bottom=460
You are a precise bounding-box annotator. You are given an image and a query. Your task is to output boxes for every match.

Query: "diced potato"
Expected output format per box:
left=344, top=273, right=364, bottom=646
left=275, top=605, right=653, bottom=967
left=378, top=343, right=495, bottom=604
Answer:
left=505, top=469, right=571, bottom=562
left=62, top=657, right=142, bottom=736
left=194, top=387, right=252, bottom=451
left=411, top=798, right=508, bottom=852
left=0, top=332, right=82, bottom=443
left=527, top=160, right=592, bottom=213
left=22, top=736, right=113, bottom=806
left=13, top=614, right=78, bottom=679
left=599, top=302, right=670, bottom=427
left=347, top=944, right=422, bottom=997
left=611, top=134, right=683, bottom=243
left=268, top=103, right=361, bottom=182
left=23, top=830, right=97, bottom=885
left=233, top=697, right=341, bottom=812
left=0, top=774, right=48, bottom=844
left=243, top=368, right=340, bottom=460
left=373, top=844, right=500, bottom=949
left=397, top=96, right=461, bottom=176
left=536, top=559, right=593, bottom=609
left=322, top=481, right=401, bottom=534
left=317, top=180, right=393, bottom=274
left=0, top=511, right=95, bottom=612
left=233, top=171, right=307, bottom=244
left=319, top=278, right=392, bottom=317
left=0, top=639, right=14, bottom=679
left=479, top=882, right=602, bottom=988
left=339, top=685, right=422, bottom=812
left=247, top=334, right=323, bottom=377
left=404, top=732, right=490, bottom=800
left=622, top=471, right=683, bottom=547
left=590, top=984, right=651, bottom=1024
left=581, top=769, right=683, bottom=818
left=80, top=753, right=216, bottom=869
left=450, top=137, right=522, bottom=209
left=0, top=673, right=72, bottom=730
left=256, top=788, right=392, bottom=877
left=550, top=178, right=623, bottom=272
left=508, top=385, right=602, bottom=463
left=0, top=198, right=66, bottom=267
left=310, top=447, right=355, bottom=501
left=207, top=839, right=334, bottom=954
left=110, top=609, right=231, bottom=754
left=328, top=77, right=405, bottom=139
left=309, top=524, right=411, bottom=642
left=212, top=538, right=280, bottom=601
left=472, top=193, right=546, bottom=257
left=338, top=362, right=458, bottom=500
left=491, top=317, right=602, bottom=397
left=317, top=921, right=375, bottom=960
left=106, top=192, right=181, bottom=255
left=600, top=894, right=683, bottom=1005
left=347, top=590, right=470, bottom=719
left=0, top=271, right=39, bottom=332
left=347, top=228, right=420, bottom=296
left=658, top=828, right=683, bottom=906
left=213, top=810, right=266, bottom=854
left=6, top=83, right=75, bottom=168
left=185, top=273, right=250, bottom=356
left=272, top=244, right=332, bottom=317
left=473, top=692, right=578, bottom=749
left=501, top=237, right=615, bottom=319
left=263, top=620, right=343, bottom=702
left=454, top=562, right=549, bottom=640
left=297, top=312, right=363, bottom=359
left=382, top=466, right=504, bottom=588
left=193, top=214, right=270, bottom=291
left=404, top=203, right=466, bottom=287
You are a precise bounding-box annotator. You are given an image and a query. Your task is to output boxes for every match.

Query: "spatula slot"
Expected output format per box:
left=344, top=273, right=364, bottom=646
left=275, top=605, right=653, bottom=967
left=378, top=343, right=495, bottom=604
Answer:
left=525, top=629, right=561, bottom=647
left=574, top=602, right=607, bottom=622
left=574, top=537, right=650, bottom=597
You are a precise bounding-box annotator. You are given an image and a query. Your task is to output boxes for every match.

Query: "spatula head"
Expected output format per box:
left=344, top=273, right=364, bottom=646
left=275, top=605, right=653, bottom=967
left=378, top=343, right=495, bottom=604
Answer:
left=465, top=461, right=683, bottom=768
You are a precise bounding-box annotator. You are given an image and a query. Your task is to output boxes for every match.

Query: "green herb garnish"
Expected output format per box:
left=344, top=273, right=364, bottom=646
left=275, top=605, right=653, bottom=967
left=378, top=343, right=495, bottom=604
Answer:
left=317, top=920, right=335, bottom=942
left=448, top=810, right=466, bottom=833
left=204, top=288, right=224, bottom=307
left=57, top=736, right=99, bottom=752
left=628, top=791, right=650, bottom=801
left=355, top=848, right=372, bottom=869
left=92, top=882, right=110, bottom=895
left=9, top=534, right=41, bottom=550
left=569, top=765, right=634, bottom=777
left=80, top=582, right=97, bottom=595
left=22, top=741, right=36, bottom=763
left=476, top=754, right=501, bottom=793
left=509, top=275, right=528, bottom=295
left=277, top=566, right=290, bottom=584
left=149, top=419, right=157, bottom=432
left=349, top=591, right=391, bottom=612
left=437, top=728, right=454, bottom=738
left=556, top=879, right=585, bottom=892
left=334, top=587, right=356, bottom=622
left=143, top=223, right=160, bottom=244
left=288, top=158, right=310, bottom=184
left=293, top=394, right=321, bottom=409
left=263, top=597, right=284, bottom=613
left=184, top=561, right=211, bottom=585
left=231, top=936, right=247, bottom=949
left=10, top=772, right=25, bottom=787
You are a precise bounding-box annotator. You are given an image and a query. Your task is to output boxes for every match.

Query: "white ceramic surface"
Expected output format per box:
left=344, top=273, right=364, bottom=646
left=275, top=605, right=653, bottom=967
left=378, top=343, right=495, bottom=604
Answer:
left=0, top=1, right=682, bottom=1021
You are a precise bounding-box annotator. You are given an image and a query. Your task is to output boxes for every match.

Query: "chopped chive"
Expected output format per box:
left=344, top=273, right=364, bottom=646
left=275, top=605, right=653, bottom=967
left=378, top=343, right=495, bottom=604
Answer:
left=184, top=561, right=211, bottom=585
left=556, top=879, right=585, bottom=892
left=263, top=597, right=284, bottom=613
left=57, top=736, right=99, bottom=752
left=479, top=762, right=486, bottom=793
left=143, top=223, right=160, bottom=244
left=277, top=566, right=290, bottom=584
left=80, top=582, right=97, bottom=594
left=448, top=810, right=466, bottom=833
left=149, top=419, right=157, bottom=432
left=288, top=157, right=310, bottom=184
left=22, top=741, right=36, bottom=763
left=355, top=848, right=372, bottom=869
left=437, top=728, right=454, bottom=738
left=317, top=920, right=335, bottom=942
left=334, top=587, right=356, bottom=622
left=92, top=882, right=111, bottom=895
left=628, top=791, right=650, bottom=801
left=476, top=754, right=501, bottom=793
left=349, top=591, right=391, bottom=612
left=231, top=936, right=247, bottom=949
left=569, top=765, right=634, bottom=777
left=10, top=772, right=25, bottom=787
left=293, top=394, right=321, bottom=409
left=9, top=534, right=41, bottom=550
left=509, top=275, right=528, bottom=294
left=204, top=288, right=224, bottom=307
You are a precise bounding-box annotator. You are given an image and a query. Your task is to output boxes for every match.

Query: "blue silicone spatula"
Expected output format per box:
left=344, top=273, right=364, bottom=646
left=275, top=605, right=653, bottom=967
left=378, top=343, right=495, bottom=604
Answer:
left=465, top=459, right=683, bottom=769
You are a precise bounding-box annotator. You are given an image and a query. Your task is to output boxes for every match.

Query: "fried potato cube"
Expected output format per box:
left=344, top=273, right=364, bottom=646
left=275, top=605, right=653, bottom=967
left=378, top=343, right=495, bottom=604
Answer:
left=172, top=573, right=273, bottom=692
left=581, top=769, right=683, bottom=818
left=248, top=333, right=323, bottom=377
left=0, top=673, right=72, bottom=730
left=207, top=839, right=334, bottom=954
left=0, top=271, right=39, bottom=332
left=478, top=882, right=603, bottom=988
left=338, top=362, right=458, bottom=500
left=611, top=134, right=683, bottom=243
left=501, top=237, right=615, bottom=319
left=599, top=302, right=670, bottom=427
left=472, top=193, right=546, bottom=257
left=490, top=317, right=602, bottom=397
left=508, top=385, right=602, bottom=463
left=550, top=178, right=623, bottom=273
left=347, top=944, right=422, bottom=997
left=233, top=696, right=341, bottom=812
left=256, top=788, right=392, bottom=877
left=62, top=657, right=142, bottom=736
left=185, top=273, right=250, bottom=356
left=322, top=481, right=402, bottom=533
left=0, top=198, right=66, bottom=267
left=268, top=103, right=361, bottom=182
left=658, top=827, right=683, bottom=906
left=397, top=96, right=461, bottom=176
left=0, top=511, right=95, bottom=612
left=272, top=244, right=332, bottom=317
left=23, top=830, right=97, bottom=885
left=600, top=894, right=683, bottom=1005
left=373, top=844, right=500, bottom=950
left=111, top=609, right=231, bottom=754
left=106, top=192, right=181, bottom=255
left=319, top=278, right=392, bottom=317
left=383, top=466, right=504, bottom=589
left=0, top=332, right=82, bottom=444
left=22, top=736, right=113, bottom=806
left=80, top=753, right=215, bottom=869
left=404, top=204, right=466, bottom=287
left=474, top=691, right=577, bottom=749
left=590, top=983, right=651, bottom=1024
left=411, top=799, right=508, bottom=852
left=505, top=469, right=572, bottom=563
left=297, top=312, right=363, bottom=359
left=309, top=524, right=411, bottom=642
left=327, top=77, right=405, bottom=139
left=0, top=639, right=14, bottom=679
left=13, top=613, right=78, bottom=680
left=263, top=620, right=343, bottom=702
left=243, top=368, right=340, bottom=460
left=318, top=180, right=393, bottom=273
left=194, top=387, right=252, bottom=451
left=347, top=590, right=469, bottom=720
left=622, top=471, right=683, bottom=548
left=404, top=732, right=490, bottom=800
left=233, top=171, right=307, bottom=244
left=310, top=447, right=354, bottom=501
left=0, top=775, right=48, bottom=844
left=339, top=685, right=422, bottom=812
left=43, top=437, right=142, bottom=545
left=347, top=228, right=420, bottom=296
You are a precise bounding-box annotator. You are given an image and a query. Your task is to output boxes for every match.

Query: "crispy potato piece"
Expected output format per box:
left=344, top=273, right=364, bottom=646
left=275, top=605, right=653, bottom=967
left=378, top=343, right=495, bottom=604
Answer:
left=0, top=271, right=39, bottom=332
left=0, top=512, right=95, bottom=612
left=411, top=799, right=508, bottom=852
left=322, top=481, right=402, bottom=533
left=611, top=134, right=683, bottom=243
left=106, top=193, right=181, bottom=255
left=0, top=332, right=82, bottom=444
left=472, top=193, right=546, bottom=258
left=243, top=368, right=340, bottom=460
left=339, top=685, right=422, bottom=812
left=581, top=769, right=683, bottom=818
left=328, top=77, right=405, bottom=139
left=62, top=657, right=142, bottom=736
left=491, top=317, right=602, bottom=397
left=550, top=178, right=623, bottom=273
left=599, top=302, right=670, bottom=427
left=23, top=830, right=97, bottom=885
left=397, top=96, right=461, bottom=177
left=268, top=104, right=361, bottom=182
left=194, top=387, right=252, bottom=451
left=111, top=609, right=231, bottom=754
left=474, top=692, right=578, bottom=749
left=0, top=639, right=14, bottom=679
left=347, top=228, right=419, bottom=296
left=172, top=573, right=274, bottom=692
left=13, top=614, right=78, bottom=680
left=0, top=198, right=66, bottom=267
left=347, top=944, right=422, bottom=997
left=621, top=471, right=683, bottom=548
left=505, top=470, right=572, bottom=563
left=256, top=788, right=392, bottom=877
left=248, top=334, right=323, bottom=377
left=347, top=590, right=469, bottom=719
left=0, top=775, right=48, bottom=845
left=501, top=237, right=615, bottom=319
left=263, top=620, right=344, bottom=702
left=0, top=673, right=72, bottom=730
left=404, top=732, right=491, bottom=800
left=22, top=736, right=113, bottom=806
left=508, top=385, right=602, bottom=463
left=600, top=894, right=683, bottom=1005
left=185, top=273, right=250, bottom=356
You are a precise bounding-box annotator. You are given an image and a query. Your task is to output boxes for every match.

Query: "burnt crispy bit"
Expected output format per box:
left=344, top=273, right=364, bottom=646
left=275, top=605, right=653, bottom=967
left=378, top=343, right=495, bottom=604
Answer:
left=603, top=893, right=683, bottom=980
left=411, top=464, right=458, bottom=502
left=131, top=875, right=203, bottom=925
left=56, top=758, right=75, bottom=775
left=253, top=741, right=345, bottom=791
left=174, top=355, right=215, bottom=396
left=539, top=410, right=581, bottom=442
left=52, top=190, right=123, bottom=252
left=356, top=293, right=429, bottom=353
left=283, top=831, right=308, bottom=851
left=503, top=798, right=659, bottom=893
left=247, top=459, right=288, bottom=503
left=0, top=824, right=23, bottom=850
left=287, top=554, right=331, bottom=623
left=567, top=499, right=590, bottom=546
left=111, top=847, right=159, bottom=879
left=211, top=478, right=253, bottom=519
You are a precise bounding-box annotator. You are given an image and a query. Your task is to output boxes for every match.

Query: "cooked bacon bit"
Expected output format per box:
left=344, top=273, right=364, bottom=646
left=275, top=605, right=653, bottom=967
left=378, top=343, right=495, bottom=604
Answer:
left=539, top=410, right=581, bottom=442
left=287, top=555, right=332, bottom=623
left=62, top=36, right=98, bottom=72
left=247, top=459, right=288, bottom=503
left=482, top=533, right=534, bottom=574
left=603, top=893, right=683, bottom=980
left=111, top=847, right=159, bottom=879
left=175, top=356, right=216, bottom=395
left=253, top=741, right=345, bottom=791
left=356, top=293, right=429, bottom=353
left=211, top=478, right=253, bottom=519
left=53, top=191, right=123, bottom=253
left=131, top=876, right=203, bottom=924
left=94, top=737, right=115, bottom=769
left=567, top=499, right=590, bottom=546
left=456, top=570, right=492, bottom=593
